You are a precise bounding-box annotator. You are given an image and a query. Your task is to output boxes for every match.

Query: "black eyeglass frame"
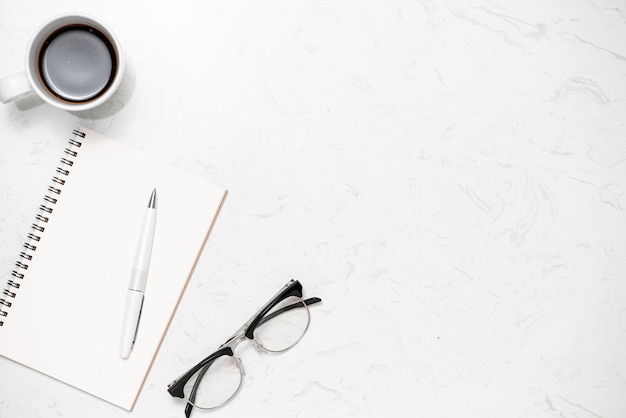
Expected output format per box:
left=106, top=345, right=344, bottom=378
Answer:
left=167, top=279, right=321, bottom=416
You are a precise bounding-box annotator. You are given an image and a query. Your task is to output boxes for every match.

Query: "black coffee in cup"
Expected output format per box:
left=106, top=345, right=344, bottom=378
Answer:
left=38, top=24, right=118, bottom=103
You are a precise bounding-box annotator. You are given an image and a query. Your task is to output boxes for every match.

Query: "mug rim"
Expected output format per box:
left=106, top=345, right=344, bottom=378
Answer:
left=24, top=12, right=125, bottom=112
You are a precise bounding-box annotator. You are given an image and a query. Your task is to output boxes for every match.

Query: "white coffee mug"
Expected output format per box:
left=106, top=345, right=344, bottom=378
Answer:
left=0, top=13, right=124, bottom=112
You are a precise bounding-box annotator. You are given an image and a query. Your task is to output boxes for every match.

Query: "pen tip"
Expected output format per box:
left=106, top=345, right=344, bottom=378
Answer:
left=148, top=188, right=157, bottom=208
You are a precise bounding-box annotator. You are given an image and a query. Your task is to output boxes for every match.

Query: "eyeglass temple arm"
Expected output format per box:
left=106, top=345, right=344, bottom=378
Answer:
left=184, top=400, right=195, bottom=418
left=257, top=297, right=322, bottom=328
left=185, top=357, right=217, bottom=418
left=184, top=363, right=212, bottom=418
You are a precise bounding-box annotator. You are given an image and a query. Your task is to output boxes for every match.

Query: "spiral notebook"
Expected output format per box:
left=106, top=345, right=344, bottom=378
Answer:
left=0, top=127, right=227, bottom=410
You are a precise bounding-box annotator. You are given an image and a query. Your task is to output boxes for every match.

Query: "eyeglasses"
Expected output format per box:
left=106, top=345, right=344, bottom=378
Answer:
left=167, top=279, right=321, bottom=416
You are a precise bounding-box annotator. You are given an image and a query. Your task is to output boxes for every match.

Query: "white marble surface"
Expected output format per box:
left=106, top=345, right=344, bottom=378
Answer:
left=1, top=1, right=626, bottom=417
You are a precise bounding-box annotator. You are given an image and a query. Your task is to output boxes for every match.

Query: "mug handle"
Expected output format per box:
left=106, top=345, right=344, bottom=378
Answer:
left=0, top=72, right=32, bottom=103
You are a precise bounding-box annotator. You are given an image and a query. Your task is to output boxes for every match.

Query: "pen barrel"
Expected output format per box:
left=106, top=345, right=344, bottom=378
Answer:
left=132, top=207, right=156, bottom=272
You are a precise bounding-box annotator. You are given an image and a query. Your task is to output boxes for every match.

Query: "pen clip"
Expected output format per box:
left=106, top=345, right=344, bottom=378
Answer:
left=131, top=295, right=145, bottom=350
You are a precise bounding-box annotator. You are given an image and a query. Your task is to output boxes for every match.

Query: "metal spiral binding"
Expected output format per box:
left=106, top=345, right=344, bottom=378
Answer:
left=0, top=129, right=84, bottom=326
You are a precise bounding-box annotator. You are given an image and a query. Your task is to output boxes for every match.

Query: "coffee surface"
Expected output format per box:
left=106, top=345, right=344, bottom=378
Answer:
left=40, top=27, right=114, bottom=102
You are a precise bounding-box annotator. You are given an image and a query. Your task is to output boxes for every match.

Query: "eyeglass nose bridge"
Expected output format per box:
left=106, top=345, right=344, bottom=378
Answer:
left=222, top=326, right=249, bottom=350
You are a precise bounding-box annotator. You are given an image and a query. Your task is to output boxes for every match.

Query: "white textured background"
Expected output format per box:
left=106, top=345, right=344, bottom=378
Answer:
left=1, top=1, right=626, bottom=417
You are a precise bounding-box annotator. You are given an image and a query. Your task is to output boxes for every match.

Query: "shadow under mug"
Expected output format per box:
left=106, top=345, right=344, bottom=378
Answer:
left=0, top=13, right=125, bottom=112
